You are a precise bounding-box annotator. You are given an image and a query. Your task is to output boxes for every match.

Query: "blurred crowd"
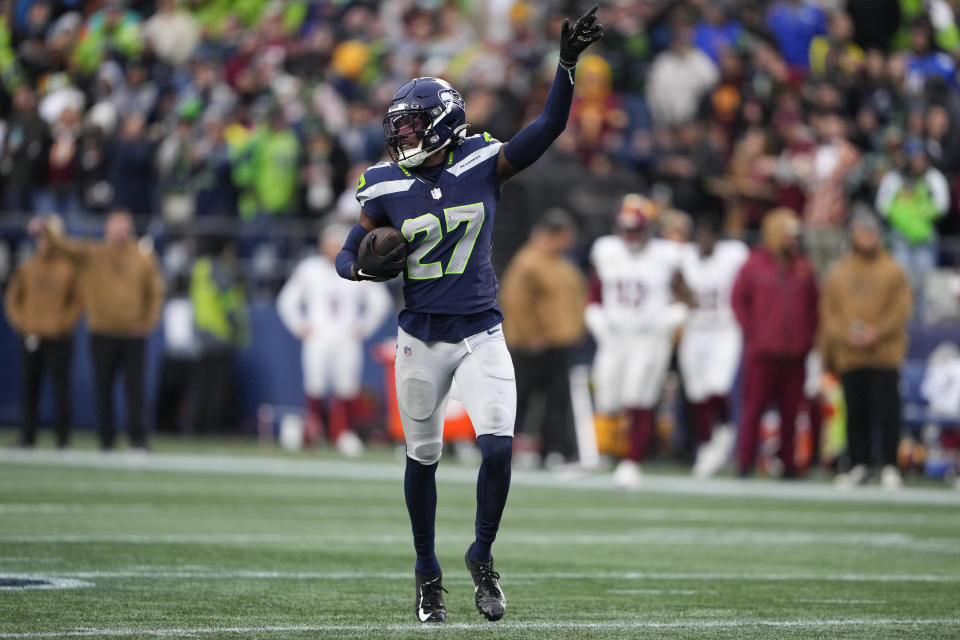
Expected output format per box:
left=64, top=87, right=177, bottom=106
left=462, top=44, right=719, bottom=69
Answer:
left=1, top=0, right=959, bottom=299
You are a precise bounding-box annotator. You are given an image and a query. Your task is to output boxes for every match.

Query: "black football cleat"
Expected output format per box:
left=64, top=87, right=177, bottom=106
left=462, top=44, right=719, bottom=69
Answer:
left=465, top=543, right=506, bottom=621
left=414, top=571, right=447, bottom=623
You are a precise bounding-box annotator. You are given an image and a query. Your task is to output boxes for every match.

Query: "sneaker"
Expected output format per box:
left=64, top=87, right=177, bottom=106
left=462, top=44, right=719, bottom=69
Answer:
left=835, top=464, right=868, bottom=488
left=880, top=465, right=903, bottom=490
left=414, top=572, right=447, bottom=623
left=465, top=543, right=505, bottom=621
left=612, top=459, right=642, bottom=489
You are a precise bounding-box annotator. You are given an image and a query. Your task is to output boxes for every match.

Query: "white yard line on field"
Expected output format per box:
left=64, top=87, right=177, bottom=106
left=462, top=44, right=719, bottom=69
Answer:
left=2, top=449, right=958, bottom=506
left=1, top=619, right=959, bottom=638
left=3, top=570, right=960, bottom=584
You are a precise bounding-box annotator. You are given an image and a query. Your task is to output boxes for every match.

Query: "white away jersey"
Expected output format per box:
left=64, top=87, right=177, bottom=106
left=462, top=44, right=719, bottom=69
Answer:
left=589, top=236, right=684, bottom=333
left=680, top=240, right=749, bottom=329
left=277, top=255, right=391, bottom=341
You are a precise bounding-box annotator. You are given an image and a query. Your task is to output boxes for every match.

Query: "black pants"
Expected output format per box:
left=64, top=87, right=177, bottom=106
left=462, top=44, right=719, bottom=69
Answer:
left=192, top=350, right=235, bottom=432
left=512, top=346, right=578, bottom=462
left=841, top=367, right=901, bottom=467
left=90, top=333, right=146, bottom=449
left=155, top=356, right=197, bottom=434
left=20, top=336, right=73, bottom=447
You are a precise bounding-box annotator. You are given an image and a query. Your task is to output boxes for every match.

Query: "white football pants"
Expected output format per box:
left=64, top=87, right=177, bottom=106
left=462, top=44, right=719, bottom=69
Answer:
left=395, top=325, right=516, bottom=464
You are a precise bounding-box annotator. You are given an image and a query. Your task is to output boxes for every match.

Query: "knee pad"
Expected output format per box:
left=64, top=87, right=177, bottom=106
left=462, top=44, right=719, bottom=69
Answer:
left=408, top=441, right=443, bottom=465
left=398, top=372, right=439, bottom=421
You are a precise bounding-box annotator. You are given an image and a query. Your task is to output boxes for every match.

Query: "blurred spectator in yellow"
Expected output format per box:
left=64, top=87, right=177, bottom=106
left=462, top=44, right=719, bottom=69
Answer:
left=71, top=0, right=143, bottom=74
left=44, top=209, right=164, bottom=451
left=808, top=10, right=864, bottom=82
left=820, top=210, right=912, bottom=489
left=732, top=208, right=819, bottom=477
left=232, top=105, right=301, bottom=219
left=4, top=214, right=82, bottom=448
left=500, top=209, right=587, bottom=466
left=190, top=235, right=249, bottom=433
left=876, top=139, right=950, bottom=315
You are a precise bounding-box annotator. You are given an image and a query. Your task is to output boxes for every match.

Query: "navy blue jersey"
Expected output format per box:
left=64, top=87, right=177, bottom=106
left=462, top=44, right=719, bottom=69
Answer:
left=356, top=133, right=504, bottom=341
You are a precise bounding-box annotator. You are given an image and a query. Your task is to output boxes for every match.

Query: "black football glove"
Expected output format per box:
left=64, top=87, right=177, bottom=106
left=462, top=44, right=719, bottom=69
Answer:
left=559, top=5, right=604, bottom=69
left=354, top=235, right=406, bottom=282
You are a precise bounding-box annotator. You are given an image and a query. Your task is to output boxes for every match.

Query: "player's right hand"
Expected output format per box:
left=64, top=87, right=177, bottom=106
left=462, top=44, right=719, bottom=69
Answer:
left=354, top=236, right=406, bottom=282
left=559, top=5, right=603, bottom=69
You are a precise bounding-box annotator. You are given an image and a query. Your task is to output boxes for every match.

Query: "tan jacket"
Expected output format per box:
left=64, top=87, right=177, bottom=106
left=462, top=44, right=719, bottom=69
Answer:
left=819, top=249, right=912, bottom=373
left=48, top=234, right=165, bottom=336
left=500, top=243, right=587, bottom=351
left=4, top=253, right=83, bottom=338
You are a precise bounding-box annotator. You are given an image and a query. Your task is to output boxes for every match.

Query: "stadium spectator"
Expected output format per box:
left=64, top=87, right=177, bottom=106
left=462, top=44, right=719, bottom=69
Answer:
left=846, top=0, right=900, bottom=51
left=108, top=113, right=157, bottom=216
left=875, top=139, right=950, bottom=316
left=820, top=210, right=912, bottom=489
left=4, top=214, right=81, bottom=448
left=693, top=1, right=742, bottom=66
left=276, top=224, right=390, bottom=455
left=500, top=209, right=587, bottom=467
left=141, top=0, right=201, bottom=66
left=1, top=86, right=49, bottom=214
left=71, top=0, right=143, bottom=74
left=765, top=0, right=827, bottom=72
left=232, top=105, right=301, bottom=219
left=44, top=209, right=164, bottom=451
left=190, top=236, right=249, bottom=432
left=732, top=208, right=819, bottom=477
left=802, top=109, right=862, bottom=278
left=646, top=19, right=718, bottom=127
left=154, top=273, right=199, bottom=434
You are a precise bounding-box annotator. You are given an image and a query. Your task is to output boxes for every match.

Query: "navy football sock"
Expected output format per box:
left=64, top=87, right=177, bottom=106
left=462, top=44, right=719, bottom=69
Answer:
left=471, top=435, right=513, bottom=562
left=404, top=456, right=441, bottom=575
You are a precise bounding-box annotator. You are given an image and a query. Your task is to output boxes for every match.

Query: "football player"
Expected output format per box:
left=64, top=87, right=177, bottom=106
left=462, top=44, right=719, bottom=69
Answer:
left=335, top=6, right=602, bottom=624
left=586, top=194, right=687, bottom=489
left=276, top=224, right=392, bottom=455
left=677, top=217, right=748, bottom=477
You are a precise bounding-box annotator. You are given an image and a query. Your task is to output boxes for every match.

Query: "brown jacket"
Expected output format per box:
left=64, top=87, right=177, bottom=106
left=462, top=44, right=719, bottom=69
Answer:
left=819, top=249, right=912, bottom=373
left=500, top=243, right=587, bottom=351
left=4, top=253, right=83, bottom=338
left=48, top=234, right=165, bottom=336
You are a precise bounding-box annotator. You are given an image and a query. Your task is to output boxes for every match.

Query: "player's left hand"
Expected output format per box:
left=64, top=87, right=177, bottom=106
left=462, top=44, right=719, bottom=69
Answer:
left=559, top=5, right=604, bottom=69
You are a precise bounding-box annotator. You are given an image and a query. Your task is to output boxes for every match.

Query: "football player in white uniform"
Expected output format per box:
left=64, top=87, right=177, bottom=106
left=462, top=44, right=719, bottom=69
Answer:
left=678, top=217, right=748, bottom=477
left=586, top=194, right=687, bottom=488
left=277, top=224, right=392, bottom=455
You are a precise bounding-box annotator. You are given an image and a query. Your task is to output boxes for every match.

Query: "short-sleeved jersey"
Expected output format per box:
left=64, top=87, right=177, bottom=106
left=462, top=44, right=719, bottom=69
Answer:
left=590, top=235, right=684, bottom=333
left=680, top=240, right=749, bottom=329
left=356, top=133, right=503, bottom=341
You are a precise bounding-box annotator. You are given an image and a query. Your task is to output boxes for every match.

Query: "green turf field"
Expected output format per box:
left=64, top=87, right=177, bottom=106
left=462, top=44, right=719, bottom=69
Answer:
left=0, top=437, right=958, bottom=639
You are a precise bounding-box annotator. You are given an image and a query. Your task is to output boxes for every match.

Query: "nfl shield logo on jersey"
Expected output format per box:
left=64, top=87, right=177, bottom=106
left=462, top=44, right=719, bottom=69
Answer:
left=404, top=346, right=413, bottom=357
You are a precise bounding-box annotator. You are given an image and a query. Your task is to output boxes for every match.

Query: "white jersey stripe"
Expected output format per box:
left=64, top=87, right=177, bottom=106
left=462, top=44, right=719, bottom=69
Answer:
left=356, top=179, right=415, bottom=204
left=446, top=143, right=502, bottom=177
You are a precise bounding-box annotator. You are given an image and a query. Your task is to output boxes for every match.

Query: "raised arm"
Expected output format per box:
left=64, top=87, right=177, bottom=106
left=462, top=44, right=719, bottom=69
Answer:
left=496, top=5, right=603, bottom=182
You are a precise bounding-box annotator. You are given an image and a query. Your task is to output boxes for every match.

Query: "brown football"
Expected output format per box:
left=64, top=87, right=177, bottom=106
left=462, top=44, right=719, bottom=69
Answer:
left=359, top=226, right=407, bottom=258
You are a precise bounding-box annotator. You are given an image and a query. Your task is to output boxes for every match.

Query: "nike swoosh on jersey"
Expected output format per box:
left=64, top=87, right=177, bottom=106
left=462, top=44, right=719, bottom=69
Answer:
left=487, top=327, right=500, bottom=335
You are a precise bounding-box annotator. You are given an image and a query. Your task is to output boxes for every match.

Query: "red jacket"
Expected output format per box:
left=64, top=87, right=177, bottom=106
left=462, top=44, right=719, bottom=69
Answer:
left=731, top=248, right=819, bottom=359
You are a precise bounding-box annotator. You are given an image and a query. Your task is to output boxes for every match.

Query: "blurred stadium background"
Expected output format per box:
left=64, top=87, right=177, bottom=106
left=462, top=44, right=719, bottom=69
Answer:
left=1, top=0, right=960, bottom=636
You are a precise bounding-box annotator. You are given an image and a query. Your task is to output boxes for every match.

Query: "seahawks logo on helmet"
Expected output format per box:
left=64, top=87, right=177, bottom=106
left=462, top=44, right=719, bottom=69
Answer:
left=383, top=78, right=468, bottom=168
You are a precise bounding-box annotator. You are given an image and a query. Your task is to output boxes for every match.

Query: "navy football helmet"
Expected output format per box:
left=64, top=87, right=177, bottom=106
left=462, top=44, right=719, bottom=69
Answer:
left=383, top=77, right=468, bottom=168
